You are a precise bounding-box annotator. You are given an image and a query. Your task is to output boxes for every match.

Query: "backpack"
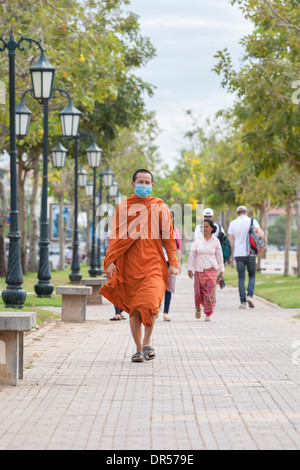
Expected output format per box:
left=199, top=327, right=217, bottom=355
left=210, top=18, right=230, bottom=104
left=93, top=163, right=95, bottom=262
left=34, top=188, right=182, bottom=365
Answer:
left=249, top=218, right=264, bottom=255
left=217, top=225, right=232, bottom=263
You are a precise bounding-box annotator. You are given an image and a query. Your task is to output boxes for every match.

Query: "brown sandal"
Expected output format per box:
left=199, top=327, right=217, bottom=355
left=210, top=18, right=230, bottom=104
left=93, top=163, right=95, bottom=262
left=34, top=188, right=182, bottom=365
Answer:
left=195, top=307, right=202, bottom=319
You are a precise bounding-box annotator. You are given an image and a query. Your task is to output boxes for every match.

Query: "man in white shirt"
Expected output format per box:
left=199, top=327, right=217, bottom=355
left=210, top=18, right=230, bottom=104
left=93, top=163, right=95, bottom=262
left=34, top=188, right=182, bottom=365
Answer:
left=228, top=205, right=264, bottom=309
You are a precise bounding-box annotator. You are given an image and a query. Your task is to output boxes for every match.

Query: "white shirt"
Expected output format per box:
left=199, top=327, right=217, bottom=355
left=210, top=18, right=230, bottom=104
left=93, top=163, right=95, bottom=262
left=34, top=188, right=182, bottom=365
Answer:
left=187, top=235, right=224, bottom=273
left=228, top=215, right=260, bottom=257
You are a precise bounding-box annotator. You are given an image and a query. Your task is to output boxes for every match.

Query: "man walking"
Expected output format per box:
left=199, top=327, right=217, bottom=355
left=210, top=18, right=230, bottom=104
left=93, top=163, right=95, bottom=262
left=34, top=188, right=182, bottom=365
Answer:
left=228, top=205, right=264, bottom=309
left=100, top=169, right=179, bottom=362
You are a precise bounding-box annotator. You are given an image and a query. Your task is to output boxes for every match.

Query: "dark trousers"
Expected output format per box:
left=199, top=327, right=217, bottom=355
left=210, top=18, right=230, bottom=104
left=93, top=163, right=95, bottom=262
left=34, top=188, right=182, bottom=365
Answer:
left=235, top=256, right=256, bottom=304
left=164, top=290, right=172, bottom=313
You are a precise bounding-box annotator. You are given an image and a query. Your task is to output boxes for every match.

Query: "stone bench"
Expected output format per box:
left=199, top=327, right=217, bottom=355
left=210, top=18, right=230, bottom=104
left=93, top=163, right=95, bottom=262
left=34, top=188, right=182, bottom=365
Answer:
left=0, top=311, right=36, bottom=386
left=80, top=278, right=107, bottom=305
left=56, top=286, right=92, bottom=323
left=260, top=260, right=284, bottom=274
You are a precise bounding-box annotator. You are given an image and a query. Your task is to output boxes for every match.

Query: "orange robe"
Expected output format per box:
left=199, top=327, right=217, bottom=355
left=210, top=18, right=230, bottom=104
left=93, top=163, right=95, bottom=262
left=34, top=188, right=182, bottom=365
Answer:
left=99, top=194, right=178, bottom=326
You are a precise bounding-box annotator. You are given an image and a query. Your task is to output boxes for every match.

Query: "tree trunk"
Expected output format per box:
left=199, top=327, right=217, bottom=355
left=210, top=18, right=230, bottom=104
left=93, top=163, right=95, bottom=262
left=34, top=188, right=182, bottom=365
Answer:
left=27, top=156, right=39, bottom=272
left=295, top=176, right=300, bottom=277
left=0, top=178, right=8, bottom=277
left=284, top=199, right=292, bottom=276
left=257, top=198, right=270, bottom=270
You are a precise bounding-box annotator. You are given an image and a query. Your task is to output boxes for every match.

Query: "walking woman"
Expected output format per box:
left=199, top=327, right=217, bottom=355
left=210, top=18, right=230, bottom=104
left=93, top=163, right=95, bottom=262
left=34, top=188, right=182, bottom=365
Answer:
left=188, top=219, right=224, bottom=321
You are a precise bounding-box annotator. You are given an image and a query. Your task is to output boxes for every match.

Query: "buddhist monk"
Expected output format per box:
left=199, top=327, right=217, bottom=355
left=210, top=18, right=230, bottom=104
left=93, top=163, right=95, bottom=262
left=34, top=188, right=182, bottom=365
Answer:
left=99, top=169, right=179, bottom=362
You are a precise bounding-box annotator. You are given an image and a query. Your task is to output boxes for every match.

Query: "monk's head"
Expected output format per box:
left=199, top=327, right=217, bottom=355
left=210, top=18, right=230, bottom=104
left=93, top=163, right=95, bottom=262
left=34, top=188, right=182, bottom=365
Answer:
left=131, top=169, right=153, bottom=198
left=132, top=169, right=153, bottom=184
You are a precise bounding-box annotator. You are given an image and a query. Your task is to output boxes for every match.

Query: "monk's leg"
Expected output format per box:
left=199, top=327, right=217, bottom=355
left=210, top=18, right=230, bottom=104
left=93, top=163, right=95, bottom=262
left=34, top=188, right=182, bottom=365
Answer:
left=143, top=314, right=156, bottom=349
left=129, top=311, right=143, bottom=352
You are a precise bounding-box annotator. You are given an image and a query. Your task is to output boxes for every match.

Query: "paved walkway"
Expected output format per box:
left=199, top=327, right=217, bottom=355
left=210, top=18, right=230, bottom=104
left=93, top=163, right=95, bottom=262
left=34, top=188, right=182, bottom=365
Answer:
left=0, top=271, right=299, bottom=450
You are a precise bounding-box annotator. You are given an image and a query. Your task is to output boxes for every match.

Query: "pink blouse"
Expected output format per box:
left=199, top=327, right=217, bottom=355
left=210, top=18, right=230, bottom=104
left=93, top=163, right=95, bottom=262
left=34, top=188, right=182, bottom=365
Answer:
left=187, top=235, right=224, bottom=273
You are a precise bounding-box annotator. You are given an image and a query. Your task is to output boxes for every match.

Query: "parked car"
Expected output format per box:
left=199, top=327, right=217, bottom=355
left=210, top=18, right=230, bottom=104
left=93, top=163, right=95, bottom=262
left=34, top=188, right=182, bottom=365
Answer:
left=65, top=247, right=86, bottom=264
left=279, top=245, right=297, bottom=251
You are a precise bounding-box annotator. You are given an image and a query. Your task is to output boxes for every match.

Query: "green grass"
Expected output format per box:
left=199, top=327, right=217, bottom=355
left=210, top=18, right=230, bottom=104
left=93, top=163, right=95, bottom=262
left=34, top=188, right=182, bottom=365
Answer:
left=225, top=267, right=300, bottom=310
left=0, top=263, right=91, bottom=324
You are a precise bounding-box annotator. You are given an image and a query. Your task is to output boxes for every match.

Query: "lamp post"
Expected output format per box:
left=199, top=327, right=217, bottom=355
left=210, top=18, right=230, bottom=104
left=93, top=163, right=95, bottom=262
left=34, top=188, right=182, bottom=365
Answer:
left=95, top=167, right=114, bottom=274
left=16, top=86, right=82, bottom=295
left=87, top=142, right=101, bottom=277
left=56, top=118, right=101, bottom=282
left=0, top=27, right=51, bottom=307
left=57, top=97, right=83, bottom=283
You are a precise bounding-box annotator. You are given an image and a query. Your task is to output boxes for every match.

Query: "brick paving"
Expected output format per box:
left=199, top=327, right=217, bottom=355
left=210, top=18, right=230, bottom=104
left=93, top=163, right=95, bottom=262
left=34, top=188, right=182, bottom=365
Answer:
left=0, top=270, right=299, bottom=450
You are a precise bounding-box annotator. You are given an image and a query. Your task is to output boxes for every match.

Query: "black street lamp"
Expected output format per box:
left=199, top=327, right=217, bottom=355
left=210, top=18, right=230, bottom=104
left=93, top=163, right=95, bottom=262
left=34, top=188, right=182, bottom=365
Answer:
left=51, top=89, right=82, bottom=283
left=87, top=142, right=101, bottom=277
left=96, top=167, right=114, bottom=273
left=0, top=27, right=50, bottom=307
left=78, top=167, right=87, bottom=188
left=16, top=87, right=82, bottom=296
left=85, top=180, right=94, bottom=197
left=15, top=95, right=32, bottom=138
left=108, top=181, right=119, bottom=200
left=51, top=142, right=68, bottom=169
left=56, top=124, right=101, bottom=282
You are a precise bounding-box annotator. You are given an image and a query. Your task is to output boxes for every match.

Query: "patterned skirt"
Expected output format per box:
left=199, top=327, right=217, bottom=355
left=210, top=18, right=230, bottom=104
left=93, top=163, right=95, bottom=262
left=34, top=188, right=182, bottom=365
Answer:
left=194, top=268, right=217, bottom=316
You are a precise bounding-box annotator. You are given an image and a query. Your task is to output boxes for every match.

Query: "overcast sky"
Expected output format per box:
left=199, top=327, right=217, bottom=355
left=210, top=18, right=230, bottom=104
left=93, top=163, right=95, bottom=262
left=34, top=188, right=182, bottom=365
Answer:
left=128, top=0, right=253, bottom=169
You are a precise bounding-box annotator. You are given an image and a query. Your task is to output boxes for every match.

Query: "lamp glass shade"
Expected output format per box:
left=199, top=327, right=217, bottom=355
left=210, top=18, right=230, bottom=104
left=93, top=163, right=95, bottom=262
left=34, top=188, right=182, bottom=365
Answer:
left=109, top=181, right=118, bottom=197
left=102, top=167, right=114, bottom=188
left=95, top=192, right=101, bottom=206
left=16, top=100, right=32, bottom=137
left=51, top=142, right=67, bottom=168
left=59, top=101, right=82, bottom=137
left=86, top=142, right=101, bottom=168
left=78, top=167, right=88, bottom=188
left=30, top=52, right=56, bottom=100
left=85, top=180, right=94, bottom=197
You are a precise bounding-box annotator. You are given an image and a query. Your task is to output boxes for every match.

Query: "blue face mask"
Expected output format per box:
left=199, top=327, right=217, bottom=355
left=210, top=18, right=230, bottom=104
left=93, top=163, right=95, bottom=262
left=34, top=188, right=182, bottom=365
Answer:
left=134, top=184, right=153, bottom=198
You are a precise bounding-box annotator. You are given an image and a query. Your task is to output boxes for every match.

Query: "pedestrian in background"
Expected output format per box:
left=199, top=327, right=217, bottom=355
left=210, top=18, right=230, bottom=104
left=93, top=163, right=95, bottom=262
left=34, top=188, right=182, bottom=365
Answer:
left=228, top=205, right=264, bottom=309
left=162, top=213, right=182, bottom=321
left=188, top=219, right=224, bottom=321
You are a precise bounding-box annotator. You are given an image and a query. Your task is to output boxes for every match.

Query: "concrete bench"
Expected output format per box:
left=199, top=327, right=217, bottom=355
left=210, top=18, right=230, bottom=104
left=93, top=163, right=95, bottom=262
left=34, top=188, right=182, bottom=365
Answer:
left=56, top=286, right=92, bottom=323
left=260, top=260, right=284, bottom=274
left=81, top=278, right=107, bottom=305
left=0, top=311, right=36, bottom=386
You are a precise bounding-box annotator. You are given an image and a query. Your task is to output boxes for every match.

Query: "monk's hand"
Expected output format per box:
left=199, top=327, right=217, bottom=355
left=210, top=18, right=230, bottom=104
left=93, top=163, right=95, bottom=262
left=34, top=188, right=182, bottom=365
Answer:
left=106, top=262, right=117, bottom=279
left=169, top=265, right=179, bottom=276
left=188, top=270, right=194, bottom=279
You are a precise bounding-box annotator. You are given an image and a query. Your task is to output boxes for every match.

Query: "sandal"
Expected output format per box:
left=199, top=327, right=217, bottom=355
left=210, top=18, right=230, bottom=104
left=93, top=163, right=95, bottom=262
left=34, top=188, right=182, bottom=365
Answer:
left=195, top=307, right=202, bottom=319
left=131, top=351, right=144, bottom=363
left=143, top=345, right=155, bottom=361
left=110, top=314, right=122, bottom=321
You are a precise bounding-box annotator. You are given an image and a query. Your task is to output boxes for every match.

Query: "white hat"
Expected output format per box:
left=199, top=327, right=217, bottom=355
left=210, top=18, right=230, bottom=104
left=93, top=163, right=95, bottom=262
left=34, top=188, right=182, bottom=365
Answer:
left=203, top=208, right=214, bottom=217
left=236, top=205, right=247, bottom=212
